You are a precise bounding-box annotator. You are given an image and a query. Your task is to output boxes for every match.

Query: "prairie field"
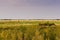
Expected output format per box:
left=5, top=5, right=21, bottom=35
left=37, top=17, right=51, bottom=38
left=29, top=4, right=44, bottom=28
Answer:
left=0, top=19, right=60, bottom=40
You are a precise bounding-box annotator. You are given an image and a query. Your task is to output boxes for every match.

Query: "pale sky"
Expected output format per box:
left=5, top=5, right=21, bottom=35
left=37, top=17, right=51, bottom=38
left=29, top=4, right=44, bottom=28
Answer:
left=0, top=0, right=60, bottom=19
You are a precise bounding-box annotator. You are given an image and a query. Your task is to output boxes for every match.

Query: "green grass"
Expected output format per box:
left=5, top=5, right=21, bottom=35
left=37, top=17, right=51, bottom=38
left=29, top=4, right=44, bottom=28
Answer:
left=0, top=20, right=60, bottom=40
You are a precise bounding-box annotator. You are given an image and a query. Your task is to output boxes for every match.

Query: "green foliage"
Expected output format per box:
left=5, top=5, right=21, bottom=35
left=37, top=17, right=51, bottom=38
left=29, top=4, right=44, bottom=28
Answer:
left=0, top=20, right=59, bottom=40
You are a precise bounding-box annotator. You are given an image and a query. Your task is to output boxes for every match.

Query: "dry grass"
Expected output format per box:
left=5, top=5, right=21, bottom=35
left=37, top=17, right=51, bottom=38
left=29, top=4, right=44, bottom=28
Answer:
left=0, top=19, right=60, bottom=40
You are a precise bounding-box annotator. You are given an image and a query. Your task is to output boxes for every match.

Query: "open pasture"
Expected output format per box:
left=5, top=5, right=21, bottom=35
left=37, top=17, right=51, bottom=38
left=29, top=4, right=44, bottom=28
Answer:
left=0, top=19, right=60, bottom=40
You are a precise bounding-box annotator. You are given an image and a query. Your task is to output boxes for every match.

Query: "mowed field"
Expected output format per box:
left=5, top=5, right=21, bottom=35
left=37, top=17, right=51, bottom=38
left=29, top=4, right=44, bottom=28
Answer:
left=0, top=19, right=60, bottom=40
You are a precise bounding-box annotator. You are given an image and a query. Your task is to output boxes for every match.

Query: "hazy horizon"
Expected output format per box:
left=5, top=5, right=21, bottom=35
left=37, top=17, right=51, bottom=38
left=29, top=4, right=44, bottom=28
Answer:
left=0, top=0, right=60, bottom=19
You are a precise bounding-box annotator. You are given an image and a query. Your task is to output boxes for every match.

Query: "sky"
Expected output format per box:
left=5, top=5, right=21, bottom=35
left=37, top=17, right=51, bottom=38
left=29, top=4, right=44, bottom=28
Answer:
left=0, top=0, right=60, bottom=19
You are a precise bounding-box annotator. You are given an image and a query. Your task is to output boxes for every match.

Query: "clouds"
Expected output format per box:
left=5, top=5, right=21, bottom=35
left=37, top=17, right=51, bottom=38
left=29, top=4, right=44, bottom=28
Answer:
left=26, top=0, right=57, bottom=6
left=0, top=0, right=60, bottom=19
left=0, top=0, right=58, bottom=6
left=0, top=0, right=27, bottom=6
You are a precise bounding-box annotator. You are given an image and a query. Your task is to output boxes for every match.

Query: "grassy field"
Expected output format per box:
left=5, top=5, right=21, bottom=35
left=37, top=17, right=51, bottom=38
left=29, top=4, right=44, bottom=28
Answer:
left=0, top=19, right=60, bottom=40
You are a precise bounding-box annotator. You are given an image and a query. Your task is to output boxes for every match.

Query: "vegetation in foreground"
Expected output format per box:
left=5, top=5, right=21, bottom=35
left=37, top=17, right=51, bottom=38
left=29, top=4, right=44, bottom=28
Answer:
left=0, top=20, right=60, bottom=40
